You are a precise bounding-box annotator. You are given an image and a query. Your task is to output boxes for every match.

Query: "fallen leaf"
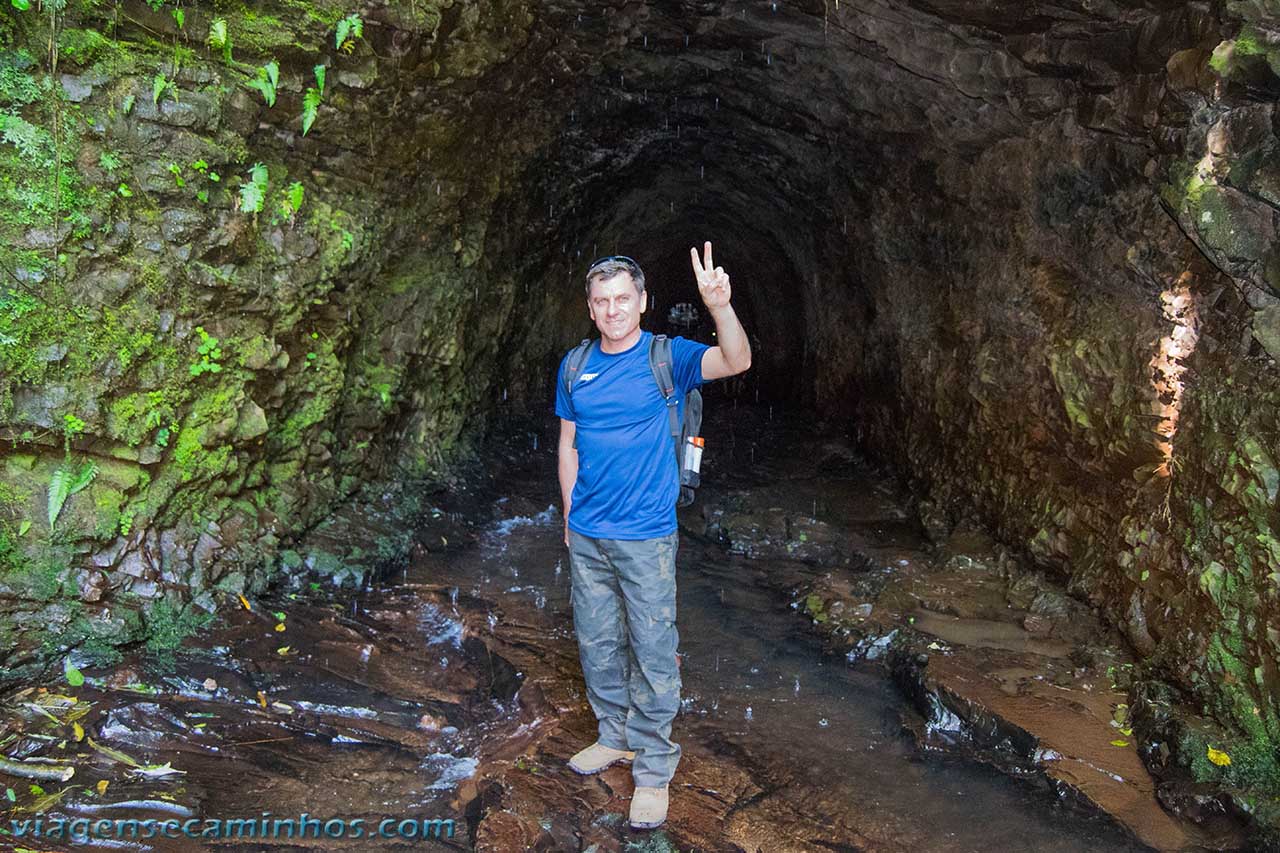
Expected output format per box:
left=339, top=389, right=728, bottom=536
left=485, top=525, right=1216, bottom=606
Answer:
left=273, top=611, right=286, bottom=621
left=238, top=594, right=252, bottom=611
left=202, top=678, right=218, bottom=691
left=275, top=623, right=286, bottom=632
left=86, top=737, right=142, bottom=768
left=130, top=762, right=185, bottom=778
left=1110, top=740, right=1129, bottom=747
left=276, top=646, right=291, bottom=655
left=256, top=691, right=268, bottom=708
left=96, top=780, right=108, bottom=796
left=1208, top=746, right=1232, bottom=767
left=72, top=722, right=84, bottom=742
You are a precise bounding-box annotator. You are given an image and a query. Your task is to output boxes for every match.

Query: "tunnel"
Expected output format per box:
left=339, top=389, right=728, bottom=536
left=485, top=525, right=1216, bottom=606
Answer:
left=1, top=0, right=1280, bottom=847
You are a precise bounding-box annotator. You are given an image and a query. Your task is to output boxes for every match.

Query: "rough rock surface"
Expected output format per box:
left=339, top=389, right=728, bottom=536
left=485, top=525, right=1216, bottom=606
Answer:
left=2, top=0, right=1280, bottom=833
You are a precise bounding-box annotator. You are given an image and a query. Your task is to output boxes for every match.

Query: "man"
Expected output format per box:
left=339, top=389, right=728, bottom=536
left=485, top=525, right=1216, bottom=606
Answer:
left=554, top=242, right=751, bottom=830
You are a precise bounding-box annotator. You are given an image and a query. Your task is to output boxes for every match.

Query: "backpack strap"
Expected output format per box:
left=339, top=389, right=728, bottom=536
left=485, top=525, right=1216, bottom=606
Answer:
left=564, top=338, right=593, bottom=399
left=564, top=338, right=593, bottom=449
left=648, top=335, right=682, bottom=471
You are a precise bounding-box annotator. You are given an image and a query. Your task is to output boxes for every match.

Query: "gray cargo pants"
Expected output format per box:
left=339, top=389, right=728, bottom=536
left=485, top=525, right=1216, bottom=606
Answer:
left=567, top=529, right=681, bottom=787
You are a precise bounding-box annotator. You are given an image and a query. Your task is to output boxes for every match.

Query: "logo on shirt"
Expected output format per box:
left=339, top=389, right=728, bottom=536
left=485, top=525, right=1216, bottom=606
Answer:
left=577, top=373, right=599, bottom=384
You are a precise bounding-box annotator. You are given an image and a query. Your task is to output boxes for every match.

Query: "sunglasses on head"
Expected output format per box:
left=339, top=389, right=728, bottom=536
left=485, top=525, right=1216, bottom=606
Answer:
left=587, top=255, right=639, bottom=269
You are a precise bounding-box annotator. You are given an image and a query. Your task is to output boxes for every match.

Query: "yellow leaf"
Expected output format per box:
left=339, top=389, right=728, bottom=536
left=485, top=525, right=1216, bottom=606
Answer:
left=72, top=722, right=84, bottom=741
left=96, top=779, right=108, bottom=796
left=274, top=623, right=286, bottom=632
left=1110, top=739, right=1129, bottom=747
left=256, top=691, right=268, bottom=708
left=276, top=646, right=290, bottom=655
left=238, top=593, right=252, bottom=611
left=1208, top=746, right=1232, bottom=766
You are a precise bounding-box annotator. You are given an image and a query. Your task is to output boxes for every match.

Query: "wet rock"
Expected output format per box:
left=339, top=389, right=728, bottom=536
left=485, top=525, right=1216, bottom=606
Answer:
left=233, top=400, right=268, bottom=441
left=1253, top=305, right=1280, bottom=361
left=160, top=208, right=205, bottom=243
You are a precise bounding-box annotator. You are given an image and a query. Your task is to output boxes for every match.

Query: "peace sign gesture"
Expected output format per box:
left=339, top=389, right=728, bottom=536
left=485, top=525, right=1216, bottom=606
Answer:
left=690, top=240, right=732, bottom=310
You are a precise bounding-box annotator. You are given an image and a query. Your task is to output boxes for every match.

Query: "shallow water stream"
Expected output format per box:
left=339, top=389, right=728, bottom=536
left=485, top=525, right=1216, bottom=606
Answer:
left=0, top=405, right=1154, bottom=851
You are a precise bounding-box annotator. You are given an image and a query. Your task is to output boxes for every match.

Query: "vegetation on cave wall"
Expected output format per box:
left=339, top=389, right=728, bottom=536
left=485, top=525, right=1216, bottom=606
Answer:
left=0, top=0, right=542, bottom=683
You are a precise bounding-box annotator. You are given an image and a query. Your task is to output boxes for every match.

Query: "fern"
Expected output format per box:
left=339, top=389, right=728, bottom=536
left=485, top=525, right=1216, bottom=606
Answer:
left=314, top=64, right=325, bottom=94
left=208, top=18, right=231, bottom=61
left=0, top=114, right=54, bottom=166
left=238, top=162, right=269, bottom=214
left=301, top=87, right=321, bottom=135
left=245, top=61, right=278, bottom=107
left=152, top=72, right=174, bottom=105
left=47, top=469, right=71, bottom=529
left=47, top=462, right=98, bottom=529
left=335, top=14, right=362, bottom=53
left=280, top=181, right=304, bottom=220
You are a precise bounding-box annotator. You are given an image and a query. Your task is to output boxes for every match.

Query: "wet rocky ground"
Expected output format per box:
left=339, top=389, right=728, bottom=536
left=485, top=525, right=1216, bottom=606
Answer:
left=0, top=401, right=1253, bottom=851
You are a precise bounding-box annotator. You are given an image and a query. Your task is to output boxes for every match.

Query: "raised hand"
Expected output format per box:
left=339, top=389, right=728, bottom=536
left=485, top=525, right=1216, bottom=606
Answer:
left=690, top=240, right=731, bottom=310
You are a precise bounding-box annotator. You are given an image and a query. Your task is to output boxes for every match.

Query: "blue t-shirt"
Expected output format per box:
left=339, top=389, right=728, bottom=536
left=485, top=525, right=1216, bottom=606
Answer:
left=555, top=331, right=710, bottom=540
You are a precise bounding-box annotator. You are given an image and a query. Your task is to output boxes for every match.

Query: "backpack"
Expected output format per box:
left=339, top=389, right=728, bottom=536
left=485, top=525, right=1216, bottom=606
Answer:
left=563, top=334, right=703, bottom=507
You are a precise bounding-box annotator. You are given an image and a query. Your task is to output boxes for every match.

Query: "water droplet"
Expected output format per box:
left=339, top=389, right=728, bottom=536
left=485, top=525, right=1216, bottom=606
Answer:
left=643, top=34, right=647, bottom=47
left=818, top=717, right=830, bottom=727
left=794, top=677, right=801, bottom=695
left=745, top=706, right=753, bottom=721
left=700, top=164, right=705, bottom=180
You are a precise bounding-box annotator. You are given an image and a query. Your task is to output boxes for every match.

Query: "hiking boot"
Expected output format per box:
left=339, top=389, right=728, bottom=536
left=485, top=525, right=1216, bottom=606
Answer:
left=629, top=784, right=669, bottom=829
left=568, top=742, right=635, bottom=775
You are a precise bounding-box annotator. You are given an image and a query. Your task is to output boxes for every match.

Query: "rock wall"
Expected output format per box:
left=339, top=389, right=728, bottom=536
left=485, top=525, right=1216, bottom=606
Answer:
left=0, top=0, right=557, bottom=681
left=821, top=1, right=1280, bottom=794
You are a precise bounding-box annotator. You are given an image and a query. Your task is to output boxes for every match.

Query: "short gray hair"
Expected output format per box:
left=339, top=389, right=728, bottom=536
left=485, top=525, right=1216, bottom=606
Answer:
left=585, top=256, right=645, bottom=296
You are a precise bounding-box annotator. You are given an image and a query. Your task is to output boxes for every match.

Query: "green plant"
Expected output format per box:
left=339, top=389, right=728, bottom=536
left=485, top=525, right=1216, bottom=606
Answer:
left=188, top=325, right=223, bottom=376
left=98, top=151, right=121, bottom=173
left=207, top=17, right=231, bottom=61
left=151, top=71, right=175, bottom=105
left=171, top=8, right=184, bottom=29
left=118, top=505, right=136, bottom=537
left=335, top=14, right=362, bottom=53
left=144, top=598, right=214, bottom=656
left=279, top=180, right=304, bottom=222
left=238, top=161, right=268, bottom=215
left=61, top=413, right=85, bottom=454
left=245, top=61, right=278, bottom=108
left=167, top=162, right=183, bottom=187
left=47, top=460, right=97, bottom=529
left=302, top=65, right=324, bottom=135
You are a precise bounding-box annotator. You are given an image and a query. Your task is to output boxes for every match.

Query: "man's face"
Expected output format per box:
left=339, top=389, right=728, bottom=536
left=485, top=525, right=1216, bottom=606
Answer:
left=587, top=272, right=646, bottom=345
